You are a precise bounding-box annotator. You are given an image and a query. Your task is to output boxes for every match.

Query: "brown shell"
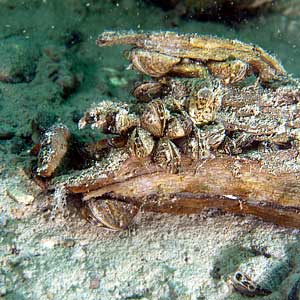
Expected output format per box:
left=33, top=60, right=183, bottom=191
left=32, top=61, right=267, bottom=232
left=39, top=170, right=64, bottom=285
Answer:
left=132, top=81, right=164, bottom=103
left=86, top=198, right=139, bottom=231
left=181, top=127, right=210, bottom=161
left=114, top=111, right=140, bottom=136
left=170, top=60, right=209, bottom=78
left=129, top=48, right=181, bottom=77
left=140, top=99, right=168, bottom=137
left=186, top=87, right=220, bottom=125
left=37, top=123, right=70, bottom=177
left=165, top=113, right=193, bottom=140
left=207, top=60, right=250, bottom=85
left=128, top=127, right=155, bottom=158
left=153, top=138, right=181, bottom=173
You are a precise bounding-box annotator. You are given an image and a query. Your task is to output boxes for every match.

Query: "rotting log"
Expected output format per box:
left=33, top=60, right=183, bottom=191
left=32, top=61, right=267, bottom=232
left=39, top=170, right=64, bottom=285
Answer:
left=56, top=152, right=300, bottom=228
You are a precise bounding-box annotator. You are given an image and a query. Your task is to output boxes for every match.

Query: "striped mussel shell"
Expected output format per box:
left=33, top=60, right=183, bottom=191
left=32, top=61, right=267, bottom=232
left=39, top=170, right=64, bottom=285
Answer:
left=140, top=99, right=169, bottom=137
left=165, top=113, right=193, bottom=140
left=185, top=87, right=221, bottom=126
left=128, top=127, right=155, bottom=158
left=180, top=127, right=210, bottom=161
left=86, top=198, right=139, bottom=231
left=153, top=138, right=181, bottom=174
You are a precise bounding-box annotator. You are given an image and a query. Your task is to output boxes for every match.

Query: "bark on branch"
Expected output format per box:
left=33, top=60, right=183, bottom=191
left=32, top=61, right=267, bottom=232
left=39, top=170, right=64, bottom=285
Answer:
left=59, top=153, right=300, bottom=228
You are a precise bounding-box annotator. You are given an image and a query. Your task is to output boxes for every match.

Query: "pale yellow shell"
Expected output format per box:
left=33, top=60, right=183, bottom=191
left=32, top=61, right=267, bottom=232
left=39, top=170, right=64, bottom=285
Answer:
left=130, top=48, right=180, bottom=77
left=114, top=111, right=140, bottom=136
left=207, top=59, right=250, bottom=84
left=170, top=59, right=209, bottom=78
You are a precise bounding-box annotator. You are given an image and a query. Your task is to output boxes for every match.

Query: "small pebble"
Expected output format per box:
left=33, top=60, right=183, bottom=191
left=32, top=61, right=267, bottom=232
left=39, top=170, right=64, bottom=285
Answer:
left=71, top=247, right=86, bottom=261
left=7, top=186, right=34, bottom=205
left=40, top=238, right=59, bottom=249
left=89, top=276, right=100, bottom=289
left=0, top=286, right=7, bottom=296
left=40, top=237, right=75, bottom=249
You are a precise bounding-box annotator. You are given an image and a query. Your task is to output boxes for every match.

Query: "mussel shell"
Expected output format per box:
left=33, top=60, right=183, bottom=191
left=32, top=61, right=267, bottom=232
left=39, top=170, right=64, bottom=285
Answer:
left=141, top=99, right=168, bottom=137
left=153, top=138, right=181, bottom=173
left=180, top=127, right=210, bottom=160
left=114, top=111, right=139, bottom=135
left=37, top=123, right=71, bottom=177
left=186, top=87, right=220, bottom=126
left=165, top=114, right=193, bottom=140
left=128, top=127, right=155, bottom=158
left=78, top=100, right=127, bottom=130
left=130, top=48, right=180, bottom=77
left=207, top=60, right=250, bottom=85
left=170, top=60, right=209, bottom=78
left=201, top=123, right=225, bottom=149
left=132, top=81, right=164, bottom=103
left=86, top=198, right=139, bottom=231
left=229, top=271, right=272, bottom=297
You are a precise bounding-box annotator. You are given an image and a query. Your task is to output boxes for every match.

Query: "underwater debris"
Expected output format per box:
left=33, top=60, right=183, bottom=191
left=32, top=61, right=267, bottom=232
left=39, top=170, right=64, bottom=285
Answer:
left=97, top=30, right=286, bottom=85
left=32, top=31, right=300, bottom=231
left=229, top=271, right=272, bottom=297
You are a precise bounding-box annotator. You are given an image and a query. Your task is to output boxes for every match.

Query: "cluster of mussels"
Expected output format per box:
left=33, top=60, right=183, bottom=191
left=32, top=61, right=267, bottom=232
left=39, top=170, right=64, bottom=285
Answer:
left=36, top=30, right=294, bottom=180
left=34, top=31, right=300, bottom=233
left=77, top=79, right=225, bottom=174
left=31, top=32, right=300, bottom=296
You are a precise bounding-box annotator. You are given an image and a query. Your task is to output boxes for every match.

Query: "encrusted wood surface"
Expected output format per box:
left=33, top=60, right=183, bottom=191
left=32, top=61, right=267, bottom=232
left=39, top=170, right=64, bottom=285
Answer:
left=57, top=153, right=300, bottom=228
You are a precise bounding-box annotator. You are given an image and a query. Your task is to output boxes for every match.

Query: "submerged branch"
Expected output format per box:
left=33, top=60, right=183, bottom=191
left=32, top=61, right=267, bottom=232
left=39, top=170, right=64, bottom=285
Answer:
left=57, top=153, right=300, bottom=228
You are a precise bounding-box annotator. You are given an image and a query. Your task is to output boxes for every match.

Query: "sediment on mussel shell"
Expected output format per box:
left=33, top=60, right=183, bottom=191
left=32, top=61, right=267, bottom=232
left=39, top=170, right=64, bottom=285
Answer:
left=37, top=123, right=70, bottom=178
left=78, top=100, right=139, bottom=135
left=97, top=30, right=287, bottom=84
left=85, top=198, right=140, bottom=231
left=140, top=99, right=169, bottom=137
left=32, top=30, right=300, bottom=231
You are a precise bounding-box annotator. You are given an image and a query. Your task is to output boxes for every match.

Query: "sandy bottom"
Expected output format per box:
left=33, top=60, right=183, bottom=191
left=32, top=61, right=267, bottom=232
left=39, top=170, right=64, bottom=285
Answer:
left=1, top=1, right=300, bottom=299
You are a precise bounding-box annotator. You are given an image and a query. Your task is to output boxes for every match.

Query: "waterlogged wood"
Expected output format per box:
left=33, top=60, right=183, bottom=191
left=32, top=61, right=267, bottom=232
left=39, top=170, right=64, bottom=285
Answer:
left=64, top=154, right=300, bottom=228
left=46, top=80, right=300, bottom=229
